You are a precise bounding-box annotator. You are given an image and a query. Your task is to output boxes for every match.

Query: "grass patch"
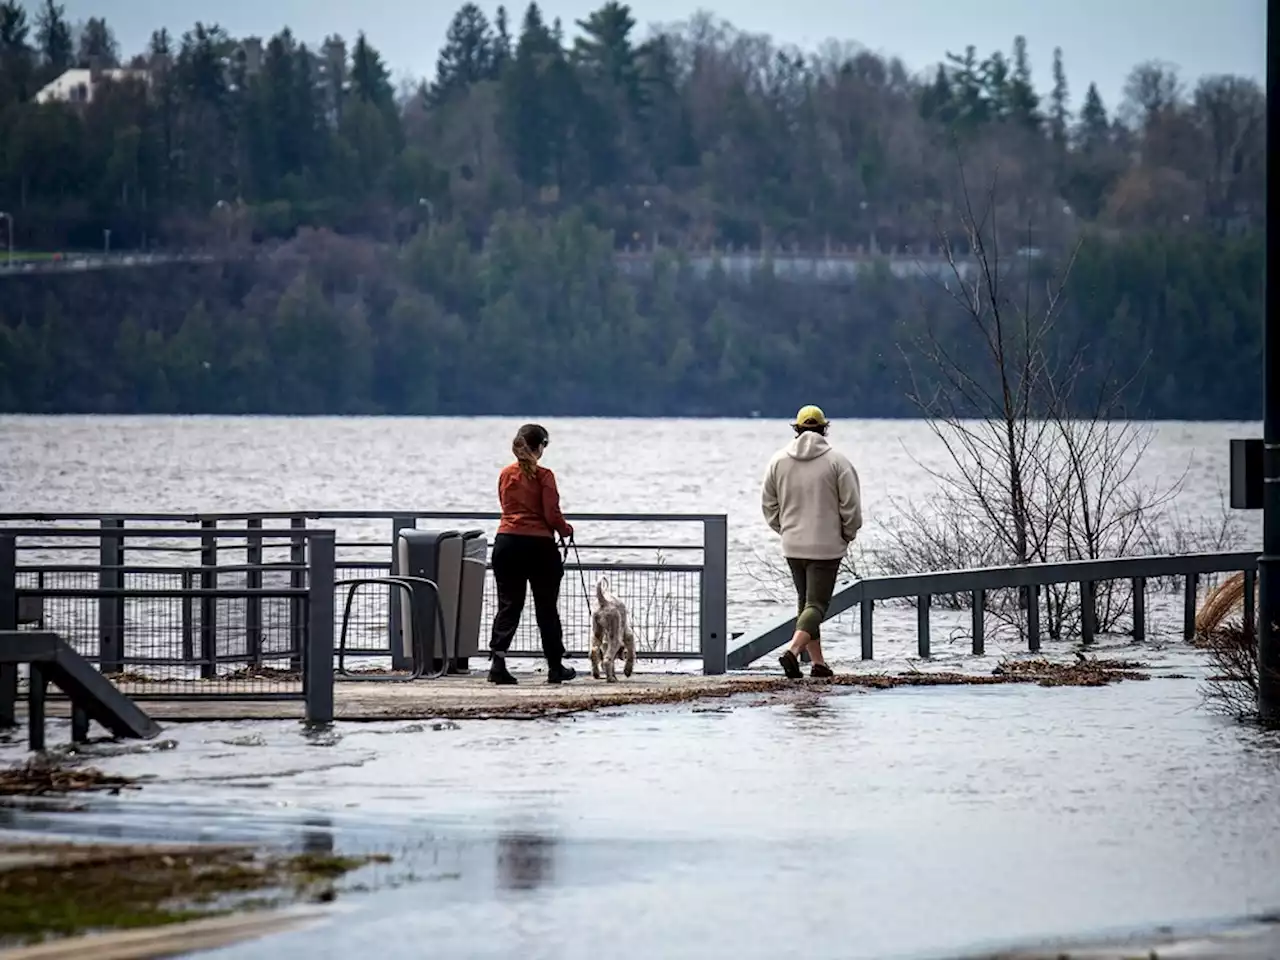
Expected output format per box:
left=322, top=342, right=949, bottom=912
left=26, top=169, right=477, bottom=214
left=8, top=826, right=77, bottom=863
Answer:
left=0, top=842, right=391, bottom=946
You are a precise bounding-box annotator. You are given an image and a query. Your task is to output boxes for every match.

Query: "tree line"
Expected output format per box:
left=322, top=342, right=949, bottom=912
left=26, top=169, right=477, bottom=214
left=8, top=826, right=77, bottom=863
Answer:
left=0, top=0, right=1264, bottom=249
left=0, top=2, right=1265, bottom=420
left=0, top=218, right=1261, bottom=419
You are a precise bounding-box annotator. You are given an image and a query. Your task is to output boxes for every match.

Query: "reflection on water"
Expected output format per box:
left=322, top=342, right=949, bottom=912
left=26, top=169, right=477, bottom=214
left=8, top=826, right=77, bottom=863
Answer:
left=301, top=817, right=335, bottom=856
left=497, top=831, right=557, bottom=891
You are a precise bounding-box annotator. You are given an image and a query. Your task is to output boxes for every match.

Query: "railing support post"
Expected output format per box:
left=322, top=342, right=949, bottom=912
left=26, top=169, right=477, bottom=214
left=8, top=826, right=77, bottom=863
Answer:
left=0, top=536, right=16, bottom=728
left=860, top=598, right=873, bottom=660
left=389, top=517, right=416, bottom=671
left=99, top=519, right=125, bottom=673
left=1131, top=577, right=1146, bottom=642
left=1026, top=585, right=1040, bottom=653
left=289, top=516, right=306, bottom=673
left=306, top=531, right=335, bottom=724
left=1183, top=572, right=1199, bottom=643
left=700, top=516, right=728, bottom=675
left=199, top=519, right=217, bottom=679
left=246, top=518, right=263, bottom=666
left=1080, top=581, right=1097, bottom=645
left=971, top=588, right=985, bottom=655
left=917, top=594, right=931, bottom=659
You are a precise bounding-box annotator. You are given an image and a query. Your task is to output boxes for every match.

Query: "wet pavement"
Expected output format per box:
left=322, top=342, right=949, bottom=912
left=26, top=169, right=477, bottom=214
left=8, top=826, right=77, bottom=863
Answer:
left=2, top=668, right=1279, bottom=959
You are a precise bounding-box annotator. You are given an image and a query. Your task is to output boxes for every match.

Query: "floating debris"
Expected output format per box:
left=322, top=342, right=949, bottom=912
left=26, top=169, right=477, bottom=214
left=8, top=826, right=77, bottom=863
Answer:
left=0, top=758, right=138, bottom=797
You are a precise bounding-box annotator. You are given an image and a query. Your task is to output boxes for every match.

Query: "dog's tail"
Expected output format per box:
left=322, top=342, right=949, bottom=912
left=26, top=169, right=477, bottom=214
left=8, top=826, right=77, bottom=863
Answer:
left=596, top=575, right=613, bottom=606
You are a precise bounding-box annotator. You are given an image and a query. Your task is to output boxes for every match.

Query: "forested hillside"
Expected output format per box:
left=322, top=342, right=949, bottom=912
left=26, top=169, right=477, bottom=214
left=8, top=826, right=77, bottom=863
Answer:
left=0, top=1, right=1265, bottom=417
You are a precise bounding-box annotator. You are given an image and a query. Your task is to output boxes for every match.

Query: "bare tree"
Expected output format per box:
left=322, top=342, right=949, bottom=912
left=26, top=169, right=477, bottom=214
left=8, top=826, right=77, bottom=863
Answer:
left=894, top=152, right=1192, bottom=642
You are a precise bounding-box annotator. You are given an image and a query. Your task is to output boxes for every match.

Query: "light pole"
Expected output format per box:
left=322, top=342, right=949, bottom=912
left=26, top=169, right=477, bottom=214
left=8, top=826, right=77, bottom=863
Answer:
left=417, top=198, right=434, bottom=238
left=1259, top=0, right=1280, bottom=720
left=0, top=212, right=12, bottom=267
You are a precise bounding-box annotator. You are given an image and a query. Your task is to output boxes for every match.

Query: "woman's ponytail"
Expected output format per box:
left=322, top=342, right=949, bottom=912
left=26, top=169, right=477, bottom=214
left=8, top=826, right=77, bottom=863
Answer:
left=513, top=433, right=539, bottom=478
left=512, top=423, right=548, bottom=478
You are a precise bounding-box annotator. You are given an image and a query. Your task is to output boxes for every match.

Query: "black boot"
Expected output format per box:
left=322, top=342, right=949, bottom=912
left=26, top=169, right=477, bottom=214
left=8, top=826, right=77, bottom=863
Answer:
left=546, top=662, right=577, bottom=684
left=488, top=656, right=518, bottom=685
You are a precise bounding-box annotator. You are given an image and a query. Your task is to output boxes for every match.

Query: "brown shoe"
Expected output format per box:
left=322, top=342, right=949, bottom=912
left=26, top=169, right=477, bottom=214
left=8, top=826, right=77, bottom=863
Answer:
left=779, top=650, right=803, bottom=679
left=810, top=663, right=834, bottom=679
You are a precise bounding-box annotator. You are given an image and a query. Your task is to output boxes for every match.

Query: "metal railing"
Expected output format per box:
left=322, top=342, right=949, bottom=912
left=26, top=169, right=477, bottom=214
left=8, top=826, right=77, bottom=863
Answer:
left=0, top=526, right=336, bottom=721
left=0, top=510, right=729, bottom=679
left=728, top=551, right=1259, bottom=669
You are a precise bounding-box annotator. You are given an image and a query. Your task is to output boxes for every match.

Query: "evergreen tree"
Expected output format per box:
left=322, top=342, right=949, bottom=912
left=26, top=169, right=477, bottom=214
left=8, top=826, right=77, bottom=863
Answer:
left=350, top=32, right=394, bottom=109
left=0, top=0, right=34, bottom=102
left=432, top=3, right=497, bottom=103
left=945, top=46, right=988, bottom=128
left=1049, top=46, right=1070, bottom=148
left=1077, top=82, right=1109, bottom=150
left=493, top=6, right=512, bottom=74
left=1007, top=35, right=1040, bottom=130
left=34, top=0, right=71, bottom=79
left=76, top=16, right=118, bottom=67
left=499, top=3, right=560, bottom=191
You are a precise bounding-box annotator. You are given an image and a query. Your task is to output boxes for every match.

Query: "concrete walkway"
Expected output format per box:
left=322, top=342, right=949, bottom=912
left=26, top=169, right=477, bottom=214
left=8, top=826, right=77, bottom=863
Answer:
left=22, top=656, right=1158, bottom=722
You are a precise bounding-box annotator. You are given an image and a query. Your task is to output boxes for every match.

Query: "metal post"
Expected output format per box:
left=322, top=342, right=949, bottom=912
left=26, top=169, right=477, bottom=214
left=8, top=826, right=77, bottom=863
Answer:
left=917, top=594, right=931, bottom=658
left=99, top=519, right=125, bottom=673
left=389, top=517, right=415, bottom=671
left=289, top=516, right=306, bottom=673
left=199, top=519, right=217, bottom=679
left=1131, top=576, right=1146, bottom=642
left=0, top=536, right=16, bottom=728
left=972, top=588, right=985, bottom=655
left=1260, top=0, right=1280, bottom=721
left=699, top=516, right=728, bottom=675
left=180, top=570, right=194, bottom=661
left=28, top=664, right=46, bottom=752
left=305, top=531, right=335, bottom=724
left=1080, top=581, right=1096, bottom=645
left=246, top=518, right=263, bottom=665
left=1026, top=584, right=1041, bottom=653
left=1183, top=572, right=1199, bottom=643
left=859, top=598, right=874, bottom=660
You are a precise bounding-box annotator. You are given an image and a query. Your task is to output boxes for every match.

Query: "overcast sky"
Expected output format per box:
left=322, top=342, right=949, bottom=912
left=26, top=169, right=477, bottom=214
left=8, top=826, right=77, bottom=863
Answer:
left=47, top=0, right=1265, bottom=111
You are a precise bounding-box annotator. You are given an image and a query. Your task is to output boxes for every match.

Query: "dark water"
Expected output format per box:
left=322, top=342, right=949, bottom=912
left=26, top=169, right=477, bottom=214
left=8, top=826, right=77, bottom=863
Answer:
left=4, top=674, right=1280, bottom=959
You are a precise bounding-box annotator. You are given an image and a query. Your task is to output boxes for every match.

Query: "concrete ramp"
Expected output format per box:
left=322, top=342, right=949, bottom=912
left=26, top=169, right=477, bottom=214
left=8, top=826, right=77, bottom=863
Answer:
left=0, top=631, right=161, bottom=745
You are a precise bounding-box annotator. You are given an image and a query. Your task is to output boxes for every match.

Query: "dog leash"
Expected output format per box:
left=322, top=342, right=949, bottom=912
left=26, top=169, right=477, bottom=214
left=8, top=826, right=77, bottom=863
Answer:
left=559, top=532, right=594, bottom=612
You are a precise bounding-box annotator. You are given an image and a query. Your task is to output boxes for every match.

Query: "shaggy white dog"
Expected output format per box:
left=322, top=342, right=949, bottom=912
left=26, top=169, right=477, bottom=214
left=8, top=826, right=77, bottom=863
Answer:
left=590, top=576, right=636, bottom=682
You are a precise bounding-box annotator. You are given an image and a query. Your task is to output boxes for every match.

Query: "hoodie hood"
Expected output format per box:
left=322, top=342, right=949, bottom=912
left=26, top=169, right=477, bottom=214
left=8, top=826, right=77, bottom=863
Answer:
left=786, top=431, right=832, bottom=461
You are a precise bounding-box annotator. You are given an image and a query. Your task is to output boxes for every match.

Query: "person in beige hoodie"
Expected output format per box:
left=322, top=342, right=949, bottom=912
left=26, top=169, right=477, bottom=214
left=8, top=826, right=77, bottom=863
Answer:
left=761, top=404, right=862, bottom=679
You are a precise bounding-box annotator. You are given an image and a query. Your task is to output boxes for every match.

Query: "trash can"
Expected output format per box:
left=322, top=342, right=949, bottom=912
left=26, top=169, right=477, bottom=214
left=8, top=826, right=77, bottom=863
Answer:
left=450, top=530, right=488, bottom=675
left=394, top=529, right=463, bottom=674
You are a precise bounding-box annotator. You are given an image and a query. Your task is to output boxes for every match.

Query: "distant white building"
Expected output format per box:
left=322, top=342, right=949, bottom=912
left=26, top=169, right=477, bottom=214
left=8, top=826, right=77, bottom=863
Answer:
left=34, top=62, right=150, bottom=105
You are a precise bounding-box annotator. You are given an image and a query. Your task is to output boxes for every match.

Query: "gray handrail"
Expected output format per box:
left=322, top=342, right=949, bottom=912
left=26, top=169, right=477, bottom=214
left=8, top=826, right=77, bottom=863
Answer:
left=729, top=550, right=1259, bottom=669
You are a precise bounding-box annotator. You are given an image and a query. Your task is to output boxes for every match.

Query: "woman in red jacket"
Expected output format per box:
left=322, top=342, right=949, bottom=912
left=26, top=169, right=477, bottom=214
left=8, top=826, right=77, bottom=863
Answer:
left=488, top=423, right=577, bottom=685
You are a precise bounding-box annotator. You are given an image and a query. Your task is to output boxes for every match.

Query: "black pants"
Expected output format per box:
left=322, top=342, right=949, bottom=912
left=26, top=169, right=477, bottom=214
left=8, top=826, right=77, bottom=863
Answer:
left=489, top=533, right=565, bottom=666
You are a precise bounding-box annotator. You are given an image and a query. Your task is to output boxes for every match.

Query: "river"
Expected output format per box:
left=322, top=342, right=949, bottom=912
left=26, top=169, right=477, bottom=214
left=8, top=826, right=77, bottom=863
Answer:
left=0, top=415, right=1274, bottom=958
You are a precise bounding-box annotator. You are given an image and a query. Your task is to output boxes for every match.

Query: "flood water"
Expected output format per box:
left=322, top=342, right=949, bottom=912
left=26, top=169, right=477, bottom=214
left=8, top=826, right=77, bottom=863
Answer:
left=0, top=415, right=1274, bottom=957
left=3, top=672, right=1280, bottom=959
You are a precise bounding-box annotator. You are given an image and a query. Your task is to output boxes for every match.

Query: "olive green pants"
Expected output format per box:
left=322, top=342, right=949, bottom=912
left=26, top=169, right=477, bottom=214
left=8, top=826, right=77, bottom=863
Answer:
left=786, top=557, right=841, bottom=641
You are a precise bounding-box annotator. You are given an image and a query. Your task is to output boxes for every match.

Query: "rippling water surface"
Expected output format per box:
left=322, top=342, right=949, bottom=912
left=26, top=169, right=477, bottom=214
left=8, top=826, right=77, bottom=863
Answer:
left=0, top=416, right=1273, bottom=958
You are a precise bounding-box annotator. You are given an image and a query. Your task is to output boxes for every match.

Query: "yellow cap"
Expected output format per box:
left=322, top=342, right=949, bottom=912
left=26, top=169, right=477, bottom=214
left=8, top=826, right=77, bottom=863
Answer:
left=793, top=404, right=828, bottom=427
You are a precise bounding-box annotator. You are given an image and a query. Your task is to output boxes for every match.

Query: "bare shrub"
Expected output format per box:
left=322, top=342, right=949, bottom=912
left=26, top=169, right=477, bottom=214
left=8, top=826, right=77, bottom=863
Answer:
left=1198, top=620, right=1272, bottom=719
left=893, top=155, right=1208, bottom=645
